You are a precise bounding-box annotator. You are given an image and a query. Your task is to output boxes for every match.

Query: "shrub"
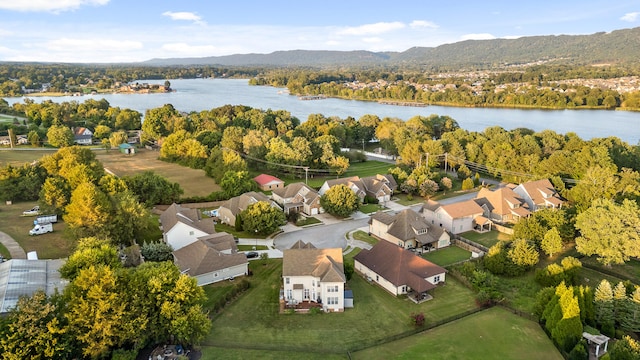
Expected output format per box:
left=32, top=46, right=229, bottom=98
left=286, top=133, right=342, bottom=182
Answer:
left=309, top=307, right=323, bottom=315
left=461, top=177, right=475, bottom=190
left=410, top=312, right=425, bottom=327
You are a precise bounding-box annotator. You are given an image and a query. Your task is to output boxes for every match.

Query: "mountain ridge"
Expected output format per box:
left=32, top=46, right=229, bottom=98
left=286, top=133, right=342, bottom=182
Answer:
left=141, top=27, right=640, bottom=68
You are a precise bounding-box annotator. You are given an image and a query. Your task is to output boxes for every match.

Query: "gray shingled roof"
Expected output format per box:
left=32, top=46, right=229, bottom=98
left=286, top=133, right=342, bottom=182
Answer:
left=173, top=236, right=247, bottom=277
left=220, top=191, right=277, bottom=216
left=160, top=203, right=216, bottom=235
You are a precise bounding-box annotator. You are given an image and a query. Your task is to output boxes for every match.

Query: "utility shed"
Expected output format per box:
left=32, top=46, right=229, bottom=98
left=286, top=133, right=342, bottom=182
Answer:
left=0, top=259, right=67, bottom=313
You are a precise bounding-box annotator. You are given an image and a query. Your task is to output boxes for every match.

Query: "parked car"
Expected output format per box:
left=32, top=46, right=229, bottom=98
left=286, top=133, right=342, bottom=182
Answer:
left=246, top=251, right=259, bottom=258
left=29, top=222, right=53, bottom=235
left=22, top=206, right=41, bottom=216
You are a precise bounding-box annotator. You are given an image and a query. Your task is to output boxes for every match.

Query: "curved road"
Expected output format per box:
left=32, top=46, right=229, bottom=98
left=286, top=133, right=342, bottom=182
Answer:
left=274, top=217, right=370, bottom=250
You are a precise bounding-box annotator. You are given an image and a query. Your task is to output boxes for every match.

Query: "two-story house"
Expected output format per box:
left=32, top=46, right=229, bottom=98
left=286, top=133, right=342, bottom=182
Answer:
left=217, top=192, right=282, bottom=226
left=421, top=199, right=492, bottom=234
left=272, top=182, right=322, bottom=216
left=318, top=174, right=397, bottom=204
left=369, top=209, right=450, bottom=252
left=282, top=242, right=346, bottom=312
left=512, top=179, right=564, bottom=212
left=475, top=186, right=531, bottom=223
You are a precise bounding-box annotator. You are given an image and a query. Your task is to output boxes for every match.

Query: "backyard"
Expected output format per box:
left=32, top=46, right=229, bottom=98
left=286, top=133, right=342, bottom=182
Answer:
left=460, top=229, right=511, bottom=248
left=422, top=245, right=472, bottom=267
left=352, top=306, right=563, bottom=360
left=0, top=149, right=56, bottom=166
left=201, top=258, right=478, bottom=357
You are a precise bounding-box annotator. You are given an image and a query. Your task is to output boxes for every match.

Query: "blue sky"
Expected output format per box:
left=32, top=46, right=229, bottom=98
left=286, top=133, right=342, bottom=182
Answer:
left=1, top=0, right=639, bottom=63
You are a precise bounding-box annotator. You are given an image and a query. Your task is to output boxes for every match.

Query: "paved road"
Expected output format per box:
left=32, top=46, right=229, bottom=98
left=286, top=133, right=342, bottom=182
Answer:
left=274, top=217, right=371, bottom=250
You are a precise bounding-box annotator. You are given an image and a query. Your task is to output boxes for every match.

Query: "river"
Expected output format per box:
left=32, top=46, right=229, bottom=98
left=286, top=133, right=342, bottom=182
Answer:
left=4, top=78, right=640, bottom=144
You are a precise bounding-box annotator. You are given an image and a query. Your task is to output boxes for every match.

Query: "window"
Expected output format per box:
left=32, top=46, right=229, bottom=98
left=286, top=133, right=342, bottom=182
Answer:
left=285, top=278, right=290, bottom=284
left=328, top=297, right=338, bottom=305
left=327, top=285, right=339, bottom=293
left=304, top=289, right=310, bottom=299
left=312, top=280, right=315, bottom=287
left=433, top=275, right=441, bottom=283
left=286, top=289, right=292, bottom=300
left=376, top=275, right=379, bottom=282
left=189, top=231, right=194, bottom=236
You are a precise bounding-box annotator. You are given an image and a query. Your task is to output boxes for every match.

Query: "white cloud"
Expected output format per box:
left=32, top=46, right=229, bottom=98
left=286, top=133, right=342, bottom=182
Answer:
left=45, top=38, right=143, bottom=52
left=162, top=11, right=205, bottom=25
left=460, top=33, right=496, bottom=41
left=337, top=22, right=405, bottom=36
left=503, top=35, right=522, bottom=40
left=409, top=20, right=438, bottom=29
left=621, top=12, right=640, bottom=22
left=0, top=0, right=109, bottom=12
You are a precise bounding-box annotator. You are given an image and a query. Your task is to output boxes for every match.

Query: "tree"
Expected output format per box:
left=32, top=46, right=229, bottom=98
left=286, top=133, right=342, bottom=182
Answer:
left=507, top=239, right=539, bottom=269
left=240, top=201, right=286, bottom=235
left=123, top=171, right=183, bottom=206
left=109, top=130, right=128, bottom=148
left=59, top=237, right=121, bottom=280
left=461, top=177, right=475, bottom=190
left=46, top=125, right=74, bottom=147
left=609, top=336, right=640, bottom=360
left=115, top=109, right=141, bottom=130
left=108, top=191, right=152, bottom=246
left=141, top=241, right=174, bottom=262
left=575, top=198, right=640, bottom=266
left=440, top=177, right=452, bottom=194
left=541, top=227, right=563, bottom=257
left=27, top=130, right=41, bottom=147
left=0, top=290, right=71, bottom=359
left=93, top=124, right=111, bottom=140
left=220, top=170, right=256, bottom=198
left=64, top=182, right=112, bottom=238
left=419, top=179, right=439, bottom=198
left=594, top=279, right=615, bottom=329
left=320, top=184, right=360, bottom=217
left=40, top=176, right=72, bottom=211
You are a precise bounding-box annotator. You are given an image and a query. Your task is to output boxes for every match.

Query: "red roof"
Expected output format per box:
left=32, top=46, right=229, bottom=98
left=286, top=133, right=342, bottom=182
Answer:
left=253, top=174, right=283, bottom=186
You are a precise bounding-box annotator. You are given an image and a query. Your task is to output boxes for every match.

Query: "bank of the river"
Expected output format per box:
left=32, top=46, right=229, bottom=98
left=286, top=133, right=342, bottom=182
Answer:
left=4, top=78, right=640, bottom=144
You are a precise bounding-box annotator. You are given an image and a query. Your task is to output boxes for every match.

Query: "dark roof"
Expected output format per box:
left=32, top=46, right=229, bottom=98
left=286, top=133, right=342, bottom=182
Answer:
left=272, top=182, right=319, bottom=204
left=354, top=241, right=446, bottom=293
left=173, top=236, right=247, bottom=277
left=160, top=203, right=216, bottom=235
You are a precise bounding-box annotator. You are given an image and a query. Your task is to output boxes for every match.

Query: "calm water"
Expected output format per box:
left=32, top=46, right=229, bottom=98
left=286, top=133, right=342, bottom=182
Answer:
left=5, top=78, right=640, bottom=144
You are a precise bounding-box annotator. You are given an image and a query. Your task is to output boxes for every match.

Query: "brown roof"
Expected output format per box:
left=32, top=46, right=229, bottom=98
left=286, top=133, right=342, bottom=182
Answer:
left=282, top=248, right=345, bottom=283
left=272, top=182, right=319, bottom=205
left=369, top=211, right=396, bottom=225
left=519, top=179, right=563, bottom=207
left=440, top=199, right=484, bottom=218
left=173, top=236, right=248, bottom=277
left=387, top=209, right=446, bottom=245
left=160, top=203, right=216, bottom=235
left=476, top=187, right=530, bottom=216
left=197, top=232, right=238, bottom=252
left=220, top=191, right=277, bottom=216
left=289, top=240, right=317, bottom=249
left=354, top=241, right=446, bottom=293
left=421, top=199, right=440, bottom=212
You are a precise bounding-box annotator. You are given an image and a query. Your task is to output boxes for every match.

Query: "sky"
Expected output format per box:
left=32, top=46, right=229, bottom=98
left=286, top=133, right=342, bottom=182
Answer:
left=1, top=0, right=640, bottom=63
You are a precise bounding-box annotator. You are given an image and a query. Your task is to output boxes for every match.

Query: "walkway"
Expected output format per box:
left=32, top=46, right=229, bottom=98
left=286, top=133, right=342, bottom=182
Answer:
left=0, top=230, right=26, bottom=259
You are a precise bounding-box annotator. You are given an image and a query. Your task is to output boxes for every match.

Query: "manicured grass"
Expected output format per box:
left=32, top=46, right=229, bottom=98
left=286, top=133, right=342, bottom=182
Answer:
left=237, top=245, right=268, bottom=251
left=578, top=267, right=625, bottom=287
left=352, top=306, right=563, bottom=360
left=460, top=230, right=511, bottom=248
left=95, top=149, right=220, bottom=198
left=199, top=347, right=345, bottom=360
left=202, top=258, right=478, bottom=356
left=343, top=161, right=394, bottom=178
left=422, top=246, right=471, bottom=267
left=296, top=216, right=321, bottom=226
left=579, top=256, right=640, bottom=282
left=0, top=242, right=11, bottom=259
left=214, top=223, right=268, bottom=239
left=351, top=230, right=378, bottom=245
left=0, top=201, right=73, bottom=259
left=494, top=271, right=541, bottom=314
left=0, top=149, right=57, bottom=166
left=359, top=203, right=385, bottom=214
left=393, top=193, right=425, bottom=206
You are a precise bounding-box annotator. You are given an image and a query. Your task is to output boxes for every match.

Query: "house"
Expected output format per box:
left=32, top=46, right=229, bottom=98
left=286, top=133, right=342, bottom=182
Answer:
left=282, top=242, right=346, bottom=312
left=160, top=204, right=248, bottom=285
left=272, top=182, right=322, bottom=216
left=475, top=186, right=531, bottom=223
left=421, top=199, right=492, bottom=234
left=354, top=241, right=446, bottom=300
left=16, top=135, right=28, bottom=145
left=172, top=232, right=248, bottom=286
left=0, top=259, right=67, bottom=313
left=73, top=127, right=93, bottom=145
left=118, top=143, right=135, bottom=155
left=512, top=179, right=564, bottom=212
left=159, top=203, right=216, bottom=251
left=217, top=191, right=282, bottom=226
left=369, top=209, right=450, bottom=252
left=318, top=174, right=397, bottom=203
left=253, top=174, right=284, bottom=191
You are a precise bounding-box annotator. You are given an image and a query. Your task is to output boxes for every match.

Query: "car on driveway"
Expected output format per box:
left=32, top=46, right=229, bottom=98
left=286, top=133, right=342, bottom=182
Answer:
left=246, top=251, right=259, bottom=258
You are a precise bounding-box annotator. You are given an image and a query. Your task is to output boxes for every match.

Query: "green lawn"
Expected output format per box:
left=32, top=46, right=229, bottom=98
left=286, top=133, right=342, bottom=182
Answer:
left=460, top=230, right=511, bottom=248
left=352, top=307, right=563, bottom=360
left=296, top=216, right=321, bottom=226
left=579, top=256, right=640, bottom=283
left=202, top=258, right=478, bottom=356
left=359, top=203, right=385, bottom=214
left=0, top=201, right=73, bottom=259
left=351, top=230, right=378, bottom=246
left=214, top=223, right=269, bottom=239
left=279, top=160, right=394, bottom=190
left=237, top=245, right=268, bottom=251
left=393, top=193, right=425, bottom=206
left=0, top=242, right=10, bottom=259
left=0, top=149, right=57, bottom=167
left=494, top=271, right=541, bottom=314
left=422, top=246, right=471, bottom=267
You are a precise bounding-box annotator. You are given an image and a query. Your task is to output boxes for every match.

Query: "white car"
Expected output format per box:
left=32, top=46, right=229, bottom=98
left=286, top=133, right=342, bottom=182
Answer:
left=22, top=206, right=41, bottom=216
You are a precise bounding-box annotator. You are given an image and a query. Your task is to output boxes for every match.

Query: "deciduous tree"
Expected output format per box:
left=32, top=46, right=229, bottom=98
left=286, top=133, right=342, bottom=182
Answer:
left=541, top=227, right=563, bottom=257
left=240, top=201, right=286, bottom=235
left=320, top=184, right=360, bottom=217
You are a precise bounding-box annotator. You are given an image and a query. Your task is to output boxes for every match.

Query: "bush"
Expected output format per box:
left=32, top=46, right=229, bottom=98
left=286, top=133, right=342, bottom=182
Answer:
left=410, top=312, right=425, bottom=327
left=568, top=339, right=588, bottom=360
left=309, top=307, right=323, bottom=315
left=111, top=349, right=137, bottom=360
left=461, top=177, right=475, bottom=190
left=363, top=195, right=379, bottom=204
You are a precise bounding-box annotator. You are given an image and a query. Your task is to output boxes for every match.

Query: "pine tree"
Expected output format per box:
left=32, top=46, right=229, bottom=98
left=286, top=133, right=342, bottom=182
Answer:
left=621, top=287, right=640, bottom=333
left=541, top=227, right=563, bottom=257
left=594, top=279, right=615, bottom=330
left=613, top=281, right=629, bottom=327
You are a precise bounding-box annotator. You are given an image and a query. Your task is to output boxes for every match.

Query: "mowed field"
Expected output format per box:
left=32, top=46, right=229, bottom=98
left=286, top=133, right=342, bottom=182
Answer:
left=95, top=149, right=220, bottom=197
left=352, top=306, right=563, bottom=360
left=0, top=149, right=57, bottom=166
